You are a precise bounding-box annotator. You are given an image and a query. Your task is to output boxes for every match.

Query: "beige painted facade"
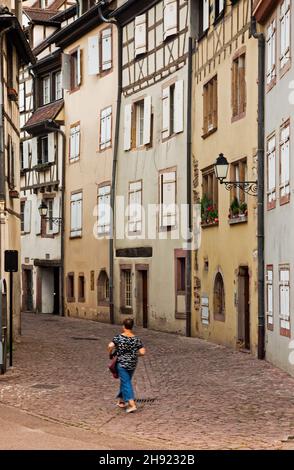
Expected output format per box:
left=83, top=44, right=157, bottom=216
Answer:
left=192, top=0, right=259, bottom=355
left=59, top=14, right=117, bottom=322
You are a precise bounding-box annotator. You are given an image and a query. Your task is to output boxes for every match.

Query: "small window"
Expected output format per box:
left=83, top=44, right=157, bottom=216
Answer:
left=42, top=76, right=50, bottom=105
left=136, top=100, right=145, bottom=147
left=129, top=181, right=142, bottom=233
left=232, top=54, right=246, bottom=119
left=70, top=192, right=82, bottom=237
left=267, top=135, right=276, bottom=209
left=266, top=266, right=274, bottom=330
left=198, top=0, right=210, bottom=37
left=100, top=106, right=112, bottom=150
left=162, top=81, right=184, bottom=138
left=54, top=71, right=63, bottom=100
left=48, top=199, right=54, bottom=232
left=20, top=201, right=25, bottom=232
left=203, top=75, right=217, bottom=136
left=97, top=185, right=111, bottom=235
left=159, top=170, right=177, bottom=228
left=123, top=270, right=132, bottom=309
left=67, top=273, right=75, bottom=301
left=214, top=0, right=225, bottom=20
left=78, top=275, right=85, bottom=302
left=280, top=0, right=290, bottom=70
left=176, top=257, right=186, bottom=293
left=98, top=270, right=109, bottom=305
left=37, top=136, right=48, bottom=164
left=70, top=124, right=80, bottom=161
left=201, top=167, right=218, bottom=225
left=280, top=122, right=290, bottom=205
left=279, top=266, right=290, bottom=336
left=214, top=272, right=225, bottom=320
left=229, top=159, right=248, bottom=218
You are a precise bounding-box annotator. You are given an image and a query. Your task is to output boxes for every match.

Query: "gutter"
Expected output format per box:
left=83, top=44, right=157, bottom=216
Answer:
left=97, top=1, right=122, bottom=325
left=251, top=15, right=265, bottom=360
left=186, top=37, right=193, bottom=338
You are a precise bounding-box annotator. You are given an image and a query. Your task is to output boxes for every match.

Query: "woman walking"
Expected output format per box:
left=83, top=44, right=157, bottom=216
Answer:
left=108, top=318, right=145, bottom=413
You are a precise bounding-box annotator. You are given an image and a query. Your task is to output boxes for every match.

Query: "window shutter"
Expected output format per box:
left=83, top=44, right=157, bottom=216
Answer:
left=174, top=80, right=184, bottom=133
left=135, top=14, right=147, bottom=56
left=143, top=96, right=152, bottom=145
left=102, top=28, right=112, bottom=71
left=48, top=133, right=55, bottom=163
left=203, top=0, right=210, bottom=32
left=239, top=56, right=246, bottom=113
left=23, top=140, right=29, bottom=169
left=77, top=48, right=82, bottom=86
left=100, top=109, right=107, bottom=148
left=88, top=36, right=100, bottom=75
left=106, top=108, right=112, bottom=148
left=24, top=200, right=31, bottom=234
left=219, top=0, right=224, bottom=12
left=163, top=0, right=178, bottom=40
left=35, top=199, right=41, bottom=235
left=76, top=198, right=82, bottom=234
left=61, top=53, right=71, bottom=90
left=31, top=137, right=38, bottom=167
left=76, top=125, right=80, bottom=157
left=70, top=128, right=75, bottom=160
left=268, top=137, right=276, bottom=192
left=161, top=172, right=176, bottom=227
left=124, top=104, right=132, bottom=151
left=162, top=86, right=170, bottom=134
left=52, top=198, right=60, bottom=234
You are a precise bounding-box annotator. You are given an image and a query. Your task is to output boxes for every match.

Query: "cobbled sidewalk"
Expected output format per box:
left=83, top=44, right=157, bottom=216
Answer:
left=0, top=313, right=294, bottom=450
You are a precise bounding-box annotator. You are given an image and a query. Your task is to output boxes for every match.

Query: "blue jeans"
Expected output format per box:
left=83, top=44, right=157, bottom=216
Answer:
left=116, top=363, right=135, bottom=402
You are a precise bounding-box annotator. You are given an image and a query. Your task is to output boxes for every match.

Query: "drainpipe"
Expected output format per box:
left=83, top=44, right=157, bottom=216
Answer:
left=45, top=123, right=66, bottom=317
left=251, top=16, right=265, bottom=360
left=186, top=37, right=193, bottom=338
left=97, top=1, right=122, bottom=325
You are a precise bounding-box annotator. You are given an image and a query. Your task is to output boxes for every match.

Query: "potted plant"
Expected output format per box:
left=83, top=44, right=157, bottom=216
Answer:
left=201, top=195, right=218, bottom=225
left=239, top=202, right=248, bottom=218
left=229, top=197, right=240, bottom=219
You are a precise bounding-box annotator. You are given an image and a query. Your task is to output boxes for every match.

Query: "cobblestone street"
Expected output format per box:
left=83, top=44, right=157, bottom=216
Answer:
left=0, top=313, right=294, bottom=450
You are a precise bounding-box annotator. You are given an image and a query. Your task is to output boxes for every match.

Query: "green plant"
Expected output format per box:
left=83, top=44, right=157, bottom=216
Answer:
left=201, top=195, right=218, bottom=224
left=239, top=202, right=248, bottom=215
left=230, top=197, right=240, bottom=216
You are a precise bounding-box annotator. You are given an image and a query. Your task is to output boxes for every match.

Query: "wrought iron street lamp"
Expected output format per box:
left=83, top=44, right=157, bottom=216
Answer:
left=38, top=201, right=62, bottom=226
left=214, top=153, right=258, bottom=196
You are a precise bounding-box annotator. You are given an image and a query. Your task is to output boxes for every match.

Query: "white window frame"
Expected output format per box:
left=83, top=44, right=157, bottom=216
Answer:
left=70, top=192, right=82, bottom=238
left=280, top=0, right=291, bottom=69
left=136, top=100, right=145, bottom=147
left=70, top=124, right=80, bottom=161
left=159, top=170, right=177, bottom=228
left=42, top=75, right=50, bottom=105
left=55, top=71, right=63, bottom=100
left=100, top=106, right=112, bottom=150
left=97, top=184, right=111, bottom=235
left=279, top=266, right=290, bottom=332
left=128, top=181, right=142, bottom=233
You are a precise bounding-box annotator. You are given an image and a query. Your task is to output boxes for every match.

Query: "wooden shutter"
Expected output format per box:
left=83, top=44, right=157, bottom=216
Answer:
left=70, top=127, right=75, bottom=160
left=61, top=53, right=71, bottom=90
left=102, top=28, right=112, bottom=71
left=280, top=125, right=290, bottom=197
left=31, top=137, right=38, bottom=167
left=162, top=86, right=170, bottom=134
left=174, top=80, right=184, bottom=133
left=35, top=198, right=41, bottom=235
left=124, top=104, right=132, bottom=151
left=161, top=171, right=176, bottom=227
left=88, top=36, right=99, bottom=75
left=23, top=140, right=29, bottom=169
left=135, top=15, right=147, bottom=56
left=163, top=0, right=178, bottom=40
left=267, top=136, right=276, bottom=195
left=238, top=55, right=246, bottom=114
left=143, top=96, right=152, bottom=145
left=106, top=107, right=112, bottom=148
left=100, top=109, right=107, bottom=148
left=203, top=0, right=210, bottom=32
left=212, top=77, right=218, bottom=129
left=48, top=133, right=55, bottom=163
left=219, top=0, right=224, bottom=12
left=76, top=125, right=80, bottom=157
left=77, top=48, right=82, bottom=86
left=24, top=200, right=31, bottom=234
left=52, top=197, right=60, bottom=234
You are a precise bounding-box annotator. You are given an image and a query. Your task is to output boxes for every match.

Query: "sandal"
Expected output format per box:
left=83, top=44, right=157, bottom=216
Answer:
left=117, top=401, right=127, bottom=408
left=126, top=406, right=137, bottom=413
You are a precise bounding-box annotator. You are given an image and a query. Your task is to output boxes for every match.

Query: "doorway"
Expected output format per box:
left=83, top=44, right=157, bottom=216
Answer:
left=24, top=269, right=33, bottom=312
left=238, top=266, right=250, bottom=350
left=136, top=266, right=148, bottom=328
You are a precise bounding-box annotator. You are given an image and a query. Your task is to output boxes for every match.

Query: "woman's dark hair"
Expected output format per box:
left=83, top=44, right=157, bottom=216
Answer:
left=123, top=318, right=134, bottom=330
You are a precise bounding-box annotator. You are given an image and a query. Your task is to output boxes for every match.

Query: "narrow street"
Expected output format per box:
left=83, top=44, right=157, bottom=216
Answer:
left=0, top=313, right=294, bottom=450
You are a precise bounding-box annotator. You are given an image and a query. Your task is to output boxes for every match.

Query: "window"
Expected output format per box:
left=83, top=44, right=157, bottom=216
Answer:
left=100, top=106, right=112, bottom=150
left=48, top=199, right=53, bottom=232
left=37, top=136, right=48, bottom=164
left=101, top=28, right=112, bottom=71
left=201, top=167, right=218, bottom=225
left=62, top=49, right=82, bottom=91
left=81, top=0, right=95, bottom=15
left=198, top=0, right=210, bottom=37
left=42, top=76, right=50, bottom=105
left=78, top=274, right=85, bottom=302
left=98, top=270, right=109, bottom=305
left=159, top=170, right=177, bottom=228
left=163, top=0, right=178, bottom=40
left=176, top=257, right=186, bottom=293
left=266, top=19, right=276, bottom=86
left=162, top=80, right=184, bottom=138
left=129, top=181, right=142, bottom=233
left=124, top=96, right=152, bottom=150
left=67, top=273, right=75, bottom=302
left=214, top=272, right=225, bottom=321
left=267, top=135, right=276, bottom=209
left=134, top=14, right=147, bottom=56
left=20, top=201, right=25, bottom=233
left=97, top=185, right=111, bottom=235
left=215, top=0, right=225, bottom=20
left=19, top=82, right=25, bottom=112
left=266, top=266, right=274, bottom=330
left=70, top=124, right=80, bottom=161
left=203, top=75, right=217, bottom=135
left=280, top=122, right=290, bottom=204
left=232, top=54, right=246, bottom=119
left=7, top=136, right=15, bottom=189
left=70, top=192, right=82, bottom=237
left=230, top=159, right=247, bottom=213
left=121, top=268, right=132, bottom=312
left=71, top=51, right=80, bottom=89
left=136, top=100, right=145, bottom=147
left=279, top=266, right=290, bottom=336
left=280, top=0, right=290, bottom=70
left=54, top=71, right=63, bottom=100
